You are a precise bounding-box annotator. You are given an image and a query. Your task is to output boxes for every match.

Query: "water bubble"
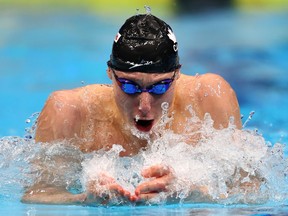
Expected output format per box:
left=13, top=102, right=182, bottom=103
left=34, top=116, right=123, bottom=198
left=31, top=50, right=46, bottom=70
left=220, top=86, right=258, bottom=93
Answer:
left=161, top=102, right=169, bottom=112
left=160, top=102, right=170, bottom=122
left=25, top=119, right=31, bottom=124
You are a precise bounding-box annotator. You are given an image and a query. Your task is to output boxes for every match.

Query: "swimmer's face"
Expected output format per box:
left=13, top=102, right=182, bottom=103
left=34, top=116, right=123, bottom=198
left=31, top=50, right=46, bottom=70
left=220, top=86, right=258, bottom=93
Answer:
left=108, top=69, right=179, bottom=132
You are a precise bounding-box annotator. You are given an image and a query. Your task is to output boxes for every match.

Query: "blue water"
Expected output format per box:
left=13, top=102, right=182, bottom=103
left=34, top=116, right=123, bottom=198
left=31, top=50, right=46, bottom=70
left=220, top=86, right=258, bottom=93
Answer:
left=0, top=7, right=288, bottom=215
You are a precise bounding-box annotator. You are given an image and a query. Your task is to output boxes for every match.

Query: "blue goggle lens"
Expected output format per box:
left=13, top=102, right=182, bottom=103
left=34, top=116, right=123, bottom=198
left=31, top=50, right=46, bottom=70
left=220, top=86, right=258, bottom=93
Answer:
left=122, top=83, right=141, bottom=94
left=149, top=83, right=169, bottom=94
left=118, top=79, right=172, bottom=95
left=112, top=69, right=175, bottom=95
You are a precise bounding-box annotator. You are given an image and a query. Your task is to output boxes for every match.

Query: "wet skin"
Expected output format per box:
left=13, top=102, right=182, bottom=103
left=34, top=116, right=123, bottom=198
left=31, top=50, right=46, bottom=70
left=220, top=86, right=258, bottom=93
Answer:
left=22, top=69, right=242, bottom=205
left=108, top=69, right=177, bottom=133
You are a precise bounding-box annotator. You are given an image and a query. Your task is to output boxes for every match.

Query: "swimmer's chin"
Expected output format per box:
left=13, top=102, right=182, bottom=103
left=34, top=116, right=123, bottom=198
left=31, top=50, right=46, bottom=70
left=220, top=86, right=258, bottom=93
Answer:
left=134, top=119, right=154, bottom=132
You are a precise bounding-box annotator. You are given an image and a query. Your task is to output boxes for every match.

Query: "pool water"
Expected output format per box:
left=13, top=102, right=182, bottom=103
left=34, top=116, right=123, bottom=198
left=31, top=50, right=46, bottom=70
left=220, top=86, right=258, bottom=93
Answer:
left=0, top=7, right=288, bottom=215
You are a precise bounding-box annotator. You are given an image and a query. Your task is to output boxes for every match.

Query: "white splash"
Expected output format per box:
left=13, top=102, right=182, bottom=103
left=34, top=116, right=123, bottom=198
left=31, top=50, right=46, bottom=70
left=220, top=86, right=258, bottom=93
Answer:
left=80, top=110, right=288, bottom=205
left=0, top=110, right=287, bottom=206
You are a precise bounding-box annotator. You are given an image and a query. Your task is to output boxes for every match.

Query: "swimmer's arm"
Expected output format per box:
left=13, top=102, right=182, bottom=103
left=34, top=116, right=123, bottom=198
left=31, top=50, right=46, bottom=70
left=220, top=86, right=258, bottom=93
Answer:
left=197, top=73, right=242, bottom=129
left=226, top=168, right=264, bottom=195
left=22, top=177, right=133, bottom=205
left=21, top=185, right=87, bottom=205
left=35, top=90, right=82, bottom=143
left=22, top=91, right=85, bottom=204
left=184, top=169, right=264, bottom=203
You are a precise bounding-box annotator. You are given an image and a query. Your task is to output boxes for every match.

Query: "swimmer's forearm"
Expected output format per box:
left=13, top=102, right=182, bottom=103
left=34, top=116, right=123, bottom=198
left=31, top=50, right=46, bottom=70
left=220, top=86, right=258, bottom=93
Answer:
left=21, top=186, right=86, bottom=205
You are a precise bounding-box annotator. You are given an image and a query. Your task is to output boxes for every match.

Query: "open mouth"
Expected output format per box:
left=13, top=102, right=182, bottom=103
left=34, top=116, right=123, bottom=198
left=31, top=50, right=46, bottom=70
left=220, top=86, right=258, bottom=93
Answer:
left=134, top=119, right=154, bottom=132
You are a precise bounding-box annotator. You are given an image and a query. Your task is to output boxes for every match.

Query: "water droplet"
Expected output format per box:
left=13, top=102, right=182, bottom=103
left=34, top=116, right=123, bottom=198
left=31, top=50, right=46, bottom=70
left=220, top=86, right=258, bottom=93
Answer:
left=242, top=110, right=255, bottom=128
left=144, top=5, right=151, bottom=14
left=135, top=115, right=140, bottom=122
left=25, top=119, right=31, bottom=124
left=25, top=135, right=32, bottom=139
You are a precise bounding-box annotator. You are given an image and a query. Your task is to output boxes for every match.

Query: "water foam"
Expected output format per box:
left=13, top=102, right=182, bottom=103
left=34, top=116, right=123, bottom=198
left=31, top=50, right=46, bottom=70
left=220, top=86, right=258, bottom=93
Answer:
left=80, top=108, right=288, bottom=205
left=0, top=109, right=287, bottom=205
left=83, top=128, right=287, bottom=205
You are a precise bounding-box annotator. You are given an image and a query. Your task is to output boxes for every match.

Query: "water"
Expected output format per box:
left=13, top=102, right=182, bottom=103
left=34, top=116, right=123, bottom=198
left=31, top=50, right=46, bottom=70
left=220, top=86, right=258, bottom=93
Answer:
left=1, top=112, right=288, bottom=214
left=0, top=7, right=288, bottom=215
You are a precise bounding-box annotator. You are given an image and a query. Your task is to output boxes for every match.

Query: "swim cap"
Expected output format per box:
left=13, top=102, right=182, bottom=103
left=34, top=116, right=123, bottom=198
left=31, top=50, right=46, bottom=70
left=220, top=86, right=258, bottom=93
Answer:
left=107, top=14, right=181, bottom=73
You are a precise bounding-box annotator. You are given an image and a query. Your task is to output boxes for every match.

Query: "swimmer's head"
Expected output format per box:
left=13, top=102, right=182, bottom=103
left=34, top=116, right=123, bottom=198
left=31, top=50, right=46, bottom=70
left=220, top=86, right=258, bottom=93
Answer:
left=107, top=14, right=181, bottom=73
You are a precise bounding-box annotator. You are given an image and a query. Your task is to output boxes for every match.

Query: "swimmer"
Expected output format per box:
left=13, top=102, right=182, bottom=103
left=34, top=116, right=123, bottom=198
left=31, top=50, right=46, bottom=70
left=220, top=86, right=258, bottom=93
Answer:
left=22, top=13, right=243, bottom=205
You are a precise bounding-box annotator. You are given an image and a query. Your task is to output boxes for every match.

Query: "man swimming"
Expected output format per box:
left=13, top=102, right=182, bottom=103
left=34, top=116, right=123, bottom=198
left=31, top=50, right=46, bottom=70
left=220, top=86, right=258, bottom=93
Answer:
left=22, top=13, right=242, bottom=205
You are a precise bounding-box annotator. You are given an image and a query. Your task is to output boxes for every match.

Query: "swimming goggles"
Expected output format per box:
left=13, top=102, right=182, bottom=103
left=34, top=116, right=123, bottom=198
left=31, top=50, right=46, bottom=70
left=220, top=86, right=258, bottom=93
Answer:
left=112, top=69, right=176, bottom=95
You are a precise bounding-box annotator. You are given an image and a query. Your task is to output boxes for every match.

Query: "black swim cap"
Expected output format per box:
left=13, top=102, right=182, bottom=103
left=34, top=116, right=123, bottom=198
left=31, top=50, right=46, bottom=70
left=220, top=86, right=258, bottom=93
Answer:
left=107, top=14, right=181, bottom=73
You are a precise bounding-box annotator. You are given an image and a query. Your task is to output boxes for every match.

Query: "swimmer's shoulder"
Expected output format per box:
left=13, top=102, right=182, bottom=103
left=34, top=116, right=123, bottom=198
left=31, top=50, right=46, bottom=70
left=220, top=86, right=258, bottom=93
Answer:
left=192, top=73, right=236, bottom=101
left=47, top=84, right=113, bottom=104
left=43, top=84, right=114, bottom=118
left=177, top=72, right=241, bottom=128
left=177, top=73, right=233, bottom=98
left=36, top=84, right=114, bottom=142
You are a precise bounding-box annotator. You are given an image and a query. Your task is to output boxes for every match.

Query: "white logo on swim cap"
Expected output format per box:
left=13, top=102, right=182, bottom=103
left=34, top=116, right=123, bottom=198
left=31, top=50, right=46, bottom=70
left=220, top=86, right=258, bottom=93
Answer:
left=114, top=32, right=121, bottom=43
left=167, top=29, right=177, bottom=43
left=167, top=29, right=178, bottom=52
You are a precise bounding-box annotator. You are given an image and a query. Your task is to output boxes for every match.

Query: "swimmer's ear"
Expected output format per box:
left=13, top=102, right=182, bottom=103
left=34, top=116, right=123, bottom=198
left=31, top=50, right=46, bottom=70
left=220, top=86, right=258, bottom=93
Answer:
left=107, top=68, right=113, bottom=80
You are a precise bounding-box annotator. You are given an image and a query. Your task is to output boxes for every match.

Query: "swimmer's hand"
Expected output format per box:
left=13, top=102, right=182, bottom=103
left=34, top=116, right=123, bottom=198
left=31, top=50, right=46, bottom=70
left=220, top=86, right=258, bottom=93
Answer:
left=83, top=172, right=132, bottom=205
left=133, top=164, right=175, bottom=202
left=22, top=173, right=132, bottom=206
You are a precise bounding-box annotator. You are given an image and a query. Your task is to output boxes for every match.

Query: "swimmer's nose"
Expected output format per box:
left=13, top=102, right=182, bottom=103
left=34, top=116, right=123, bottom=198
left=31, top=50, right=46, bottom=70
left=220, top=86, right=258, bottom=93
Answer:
left=138, top=92, right=152, bottom=115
